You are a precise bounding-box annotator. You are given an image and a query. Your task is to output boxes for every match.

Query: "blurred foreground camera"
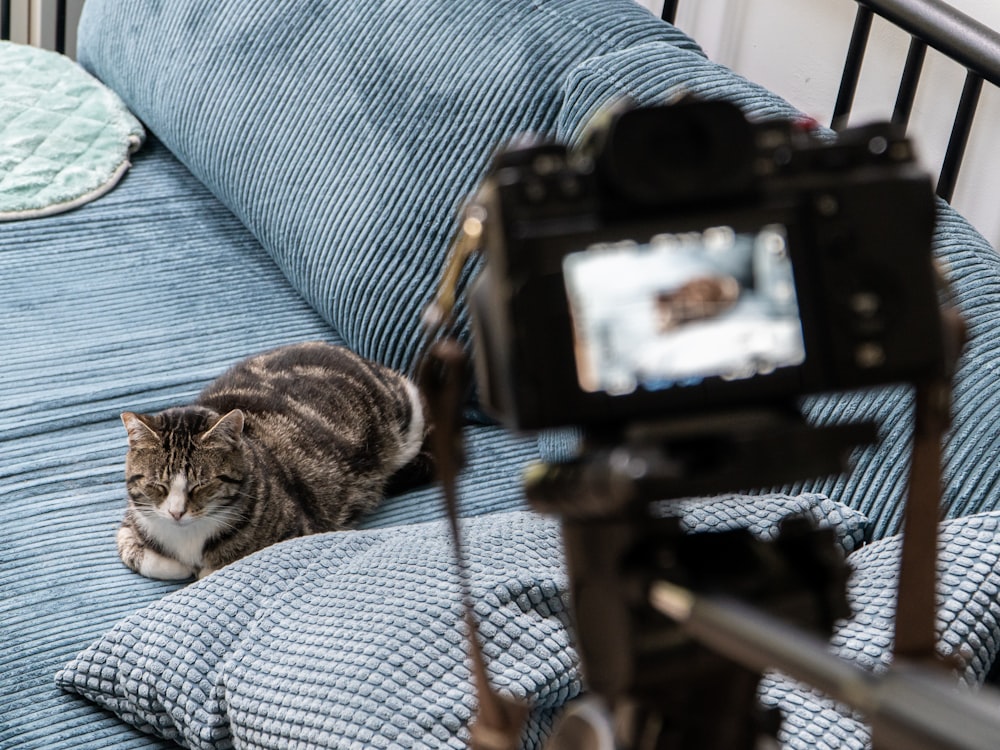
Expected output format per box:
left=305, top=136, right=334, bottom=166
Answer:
left=468, top=98, right=945, bottom=431
left=422, top=99, right=986, bottom=750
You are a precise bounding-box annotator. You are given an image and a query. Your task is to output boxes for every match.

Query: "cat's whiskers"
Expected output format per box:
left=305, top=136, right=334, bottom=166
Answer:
left=202, top=502, right=249, bottom=533
left=206, top=505, right=246, bottom=524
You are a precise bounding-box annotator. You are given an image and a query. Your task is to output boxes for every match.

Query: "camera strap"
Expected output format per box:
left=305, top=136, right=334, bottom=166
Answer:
left=894, top=382, right=951, bottom=664
left=418, top=207, right=529, bottom=750
left=419, top=338, right=529, bottom=750
left=893, top=303, right=967, bottom=668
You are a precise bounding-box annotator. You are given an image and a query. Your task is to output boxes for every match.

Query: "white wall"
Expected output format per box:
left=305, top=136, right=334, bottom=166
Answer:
left=637, top=0, right=1000, bottom=250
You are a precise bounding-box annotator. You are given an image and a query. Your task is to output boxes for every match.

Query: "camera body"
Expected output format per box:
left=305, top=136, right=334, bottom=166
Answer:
left=468, top=99, right=944, bottom=432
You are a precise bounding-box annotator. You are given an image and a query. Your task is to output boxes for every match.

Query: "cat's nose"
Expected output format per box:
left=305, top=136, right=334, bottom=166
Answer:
left=169, top=509, right=185, bottom=521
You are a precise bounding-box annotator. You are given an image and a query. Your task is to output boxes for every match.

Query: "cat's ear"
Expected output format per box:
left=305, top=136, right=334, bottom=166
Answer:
left=121, top=412, right=160, bottom=447
left=200, top=409, right=245, bottom=446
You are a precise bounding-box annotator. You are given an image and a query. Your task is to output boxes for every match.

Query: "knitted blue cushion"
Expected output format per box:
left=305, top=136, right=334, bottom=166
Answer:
left=56, top=495, right=867, bottom=749
left=56, top=513, right=573, bottom=750
left=665, top=492, right=867, bottom=554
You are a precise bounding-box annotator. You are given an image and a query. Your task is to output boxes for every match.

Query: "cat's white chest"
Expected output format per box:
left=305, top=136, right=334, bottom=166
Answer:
left=135, top=475, right=228, bottom=569
left=139, top=514, right=221, bottom=568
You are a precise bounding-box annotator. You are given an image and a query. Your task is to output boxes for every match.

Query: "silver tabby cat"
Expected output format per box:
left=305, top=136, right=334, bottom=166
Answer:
left=117, top=342, right=428, bottom=580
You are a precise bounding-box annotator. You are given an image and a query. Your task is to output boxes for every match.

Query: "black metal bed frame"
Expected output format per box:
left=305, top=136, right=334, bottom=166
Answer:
left=663, top=0, right=1000, bottom=203
left=0, top=0, right=69, bottom=53
left=1, top=0, right=996, bottom=202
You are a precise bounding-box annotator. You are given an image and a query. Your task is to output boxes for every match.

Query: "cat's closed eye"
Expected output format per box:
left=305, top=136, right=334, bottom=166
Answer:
left=144, top=482, right=168, bottom=499
left=190, top=480, right=221, bottom=499
left=190, top=475, right=244, bottom=504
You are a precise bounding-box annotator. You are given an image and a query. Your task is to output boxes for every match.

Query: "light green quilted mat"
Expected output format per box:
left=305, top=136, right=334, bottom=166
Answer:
left=0, top=41, right=144, bottom=221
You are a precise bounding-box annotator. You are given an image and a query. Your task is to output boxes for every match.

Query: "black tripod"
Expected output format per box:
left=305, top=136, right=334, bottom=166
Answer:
left=531, top=407, right=869, bottom=750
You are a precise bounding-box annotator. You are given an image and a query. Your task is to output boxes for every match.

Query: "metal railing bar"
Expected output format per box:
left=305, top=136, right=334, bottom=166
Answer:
left=661, top=0, right=679, bottom=25
left=857, top=0, right=1000, bottom=89
left=832, top=5, right=875, bottom=130
left=1, top=0, right=10, bottom=41
left=936, top=70, right=984, bottom=202
left=55, top=0, right=66, bottom=54
left=892, top=36, right=927, bottom=129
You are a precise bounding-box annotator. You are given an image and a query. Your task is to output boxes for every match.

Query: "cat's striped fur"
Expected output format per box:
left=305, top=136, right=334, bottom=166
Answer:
left=117, top=342, right=429, bottom=580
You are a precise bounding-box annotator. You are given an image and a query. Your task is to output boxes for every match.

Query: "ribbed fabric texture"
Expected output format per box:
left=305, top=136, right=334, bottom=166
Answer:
left=0, top=137, right=558, bottom=749
left=56, top=497, right=874, bottom=749
left=555, top=41, right=805, bottom=145
left=75, top=0, right=701, bottom=376
left=792, top=204, right=1000, bottom=538
left=0, top=136, right=540, bottom=749
left=77, top=0, right=1000, bottom=539
left=0, top=138, right=335, bottom=750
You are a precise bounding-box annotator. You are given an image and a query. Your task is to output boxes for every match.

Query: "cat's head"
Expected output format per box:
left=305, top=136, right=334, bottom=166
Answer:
left=121, top=407, right=247, bottom=526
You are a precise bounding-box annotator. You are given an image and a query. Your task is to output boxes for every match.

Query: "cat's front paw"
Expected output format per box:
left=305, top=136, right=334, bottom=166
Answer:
left=117, top=523, right=195, bottom=580
left=139, top=549, right=196, bottom=580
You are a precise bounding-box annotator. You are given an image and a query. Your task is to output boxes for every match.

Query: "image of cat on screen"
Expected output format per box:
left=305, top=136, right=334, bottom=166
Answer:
left=563, top=224, right=805, bottom=396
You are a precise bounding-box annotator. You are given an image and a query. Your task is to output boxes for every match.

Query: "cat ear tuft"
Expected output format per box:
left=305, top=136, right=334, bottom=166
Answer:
left=201, top=409, right=245, bottom=445
left=121, top=412, right=160, bottom=447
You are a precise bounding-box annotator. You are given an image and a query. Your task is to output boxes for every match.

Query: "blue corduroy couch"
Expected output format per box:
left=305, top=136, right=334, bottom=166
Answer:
left=5, top=1, right=1000, bottom=748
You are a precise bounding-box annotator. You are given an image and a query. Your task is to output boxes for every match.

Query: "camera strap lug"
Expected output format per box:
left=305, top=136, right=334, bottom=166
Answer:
left=424, top=204, right=486, bottom=330
left=893, top=300, right=967, bottom=670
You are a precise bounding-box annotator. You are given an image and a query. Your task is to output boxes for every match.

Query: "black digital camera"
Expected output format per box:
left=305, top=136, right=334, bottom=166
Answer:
left=467, top=99, right=946, bottom=431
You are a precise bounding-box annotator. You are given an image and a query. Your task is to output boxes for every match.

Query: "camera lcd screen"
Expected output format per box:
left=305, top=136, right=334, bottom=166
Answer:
left=562, top=225, right=806, bottom=396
